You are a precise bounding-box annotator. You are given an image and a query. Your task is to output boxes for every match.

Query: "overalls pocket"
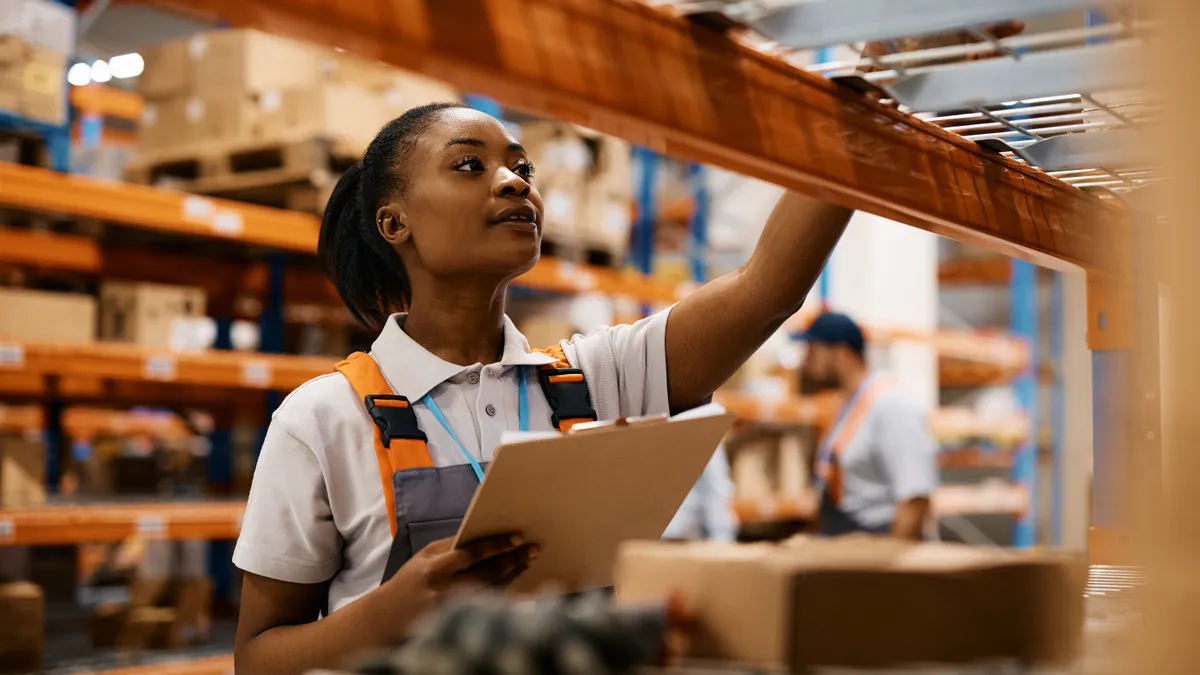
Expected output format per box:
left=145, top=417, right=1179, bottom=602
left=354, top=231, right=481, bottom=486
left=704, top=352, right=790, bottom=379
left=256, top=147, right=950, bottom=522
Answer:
left=381, top=463, right=487, bottom=583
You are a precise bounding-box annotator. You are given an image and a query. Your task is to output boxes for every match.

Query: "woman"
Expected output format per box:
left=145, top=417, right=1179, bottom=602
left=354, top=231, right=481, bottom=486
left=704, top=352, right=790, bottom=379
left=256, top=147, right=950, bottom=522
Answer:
left=233, top=102, right=851, bottom=673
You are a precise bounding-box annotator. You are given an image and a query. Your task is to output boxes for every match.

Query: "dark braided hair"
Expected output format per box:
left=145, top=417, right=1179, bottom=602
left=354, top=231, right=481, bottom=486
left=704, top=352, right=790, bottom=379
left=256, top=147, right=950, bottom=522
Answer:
left=318, top=102, right=468, bottom=329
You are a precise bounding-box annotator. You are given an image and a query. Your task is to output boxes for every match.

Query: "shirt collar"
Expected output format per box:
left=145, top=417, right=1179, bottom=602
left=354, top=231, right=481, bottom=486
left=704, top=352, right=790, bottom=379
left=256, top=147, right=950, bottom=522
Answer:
left=370, top=313, right=557, bottom=401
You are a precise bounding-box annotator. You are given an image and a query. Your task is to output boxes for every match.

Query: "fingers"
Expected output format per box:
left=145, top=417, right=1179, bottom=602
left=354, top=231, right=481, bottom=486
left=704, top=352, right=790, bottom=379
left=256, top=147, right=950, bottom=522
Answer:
left=456, top=544, right=539, bottom=587
left=431, top=534, right=525, bottom=578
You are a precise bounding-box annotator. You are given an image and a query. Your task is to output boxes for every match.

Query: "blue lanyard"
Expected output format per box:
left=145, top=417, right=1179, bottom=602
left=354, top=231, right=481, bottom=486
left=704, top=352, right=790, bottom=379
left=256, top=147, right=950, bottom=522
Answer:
left=420, top=366, right=529, bottom=483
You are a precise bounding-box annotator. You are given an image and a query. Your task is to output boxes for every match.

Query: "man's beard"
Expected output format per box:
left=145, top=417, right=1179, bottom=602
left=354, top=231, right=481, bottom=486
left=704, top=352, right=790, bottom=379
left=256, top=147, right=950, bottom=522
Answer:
left=800, top=374, right=841, bottom=395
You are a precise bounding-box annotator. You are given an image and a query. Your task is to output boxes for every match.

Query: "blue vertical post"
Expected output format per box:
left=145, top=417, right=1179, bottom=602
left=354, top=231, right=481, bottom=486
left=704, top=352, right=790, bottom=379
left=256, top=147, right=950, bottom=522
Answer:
left=463, top=95, right=504, bottom=120
left=631, top=147, right=659, bottom=314
left=207, top=319, right=235, bottom=599
left=1010, top=260, right=1039, bottom=548
left=257, top=254, right=286, bottom=464
left=815, top=46, right=835, bottom=307
left=44, top=396, right=64, bottom=494
left=1049, top=272, right=1065, bottom=545
left=686, top=163, right=709, bottom=283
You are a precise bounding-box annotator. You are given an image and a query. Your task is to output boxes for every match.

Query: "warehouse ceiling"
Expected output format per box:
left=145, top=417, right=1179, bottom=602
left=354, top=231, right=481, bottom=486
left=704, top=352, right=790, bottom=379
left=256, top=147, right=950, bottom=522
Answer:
left=77, top=2, right=214, bottom=60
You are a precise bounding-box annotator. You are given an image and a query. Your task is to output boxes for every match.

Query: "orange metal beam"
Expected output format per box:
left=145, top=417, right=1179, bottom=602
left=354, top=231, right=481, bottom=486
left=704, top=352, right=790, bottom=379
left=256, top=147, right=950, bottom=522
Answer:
left=0, top=502, right=244, bottom=545
left=0, top=406, right=190, bottom=440
left=0, top=162, right=319, bottom=252
left=0, top=228, right=102, bottom=272
left=138, top=0, right=1127, bottom=272
left=0, top=340, right=333, bottom=391
left=714, top=390, right=1031, bottom=445
left=70, top=84, right=144, bottom=121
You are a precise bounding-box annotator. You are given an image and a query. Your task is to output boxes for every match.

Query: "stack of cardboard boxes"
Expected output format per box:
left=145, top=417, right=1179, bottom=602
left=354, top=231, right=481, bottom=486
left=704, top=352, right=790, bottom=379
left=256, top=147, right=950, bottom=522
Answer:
left=0, top=434, right=45, bottom=508
left=0, top=0, right=73, bottom=126
left=521, top=122, right=633, bottom=264
left=135, top=29, right=458, bottom=164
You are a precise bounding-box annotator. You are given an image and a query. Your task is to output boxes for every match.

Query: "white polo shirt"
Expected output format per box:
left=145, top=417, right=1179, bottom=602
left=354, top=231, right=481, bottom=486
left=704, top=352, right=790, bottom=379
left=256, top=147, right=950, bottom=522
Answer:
left=233, top=309, right=672, bottom=613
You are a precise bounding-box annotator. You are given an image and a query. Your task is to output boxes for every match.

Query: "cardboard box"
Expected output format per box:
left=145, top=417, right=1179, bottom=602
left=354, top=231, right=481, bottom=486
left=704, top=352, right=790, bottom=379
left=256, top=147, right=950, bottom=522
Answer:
left=520, top=123, right=594, bottom=181
left=0, top=581, right=44, bottom=674
left=0, top=0, right=75, bottom=56
left=0, top=436, right=45, bottom=508
left=99, top=282, right=207, bottom=349
left=536, top=176, right=588, bottom=246
left=191, top=30, right=325, bottom=96
left=0, top=37, right=65, bottom=124
left=138, top=97, right=224, bottom=151
left=615, top=538, right=1086, bottom=671
left=138, top=38, right=191, bottom=99
left=0, top=287, right=96, bottom=343
left=579, top=188, right=632, bottom=258
left=274, top=84, right=388, bottom=150
left=379, top=70, right=461, bottom=112
left=19, top=45, right=64, bottom=124
left=320, top=51, right=402, bottom=92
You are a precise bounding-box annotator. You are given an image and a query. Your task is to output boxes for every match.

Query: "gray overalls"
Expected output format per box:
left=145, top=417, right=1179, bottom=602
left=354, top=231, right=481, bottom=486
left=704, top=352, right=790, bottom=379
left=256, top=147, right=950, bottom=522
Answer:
left=334, top=350, right=597, bottom=584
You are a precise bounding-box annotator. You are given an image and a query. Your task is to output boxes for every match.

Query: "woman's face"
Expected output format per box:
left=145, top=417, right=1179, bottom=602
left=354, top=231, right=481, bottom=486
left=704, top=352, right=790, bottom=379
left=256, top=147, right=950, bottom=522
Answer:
left=386, top=108, right=544, bottom=283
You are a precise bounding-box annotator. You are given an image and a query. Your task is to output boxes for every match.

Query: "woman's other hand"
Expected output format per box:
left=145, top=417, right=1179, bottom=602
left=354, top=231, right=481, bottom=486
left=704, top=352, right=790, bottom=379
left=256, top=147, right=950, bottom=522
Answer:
left=384, top=534, right=538, bottom=625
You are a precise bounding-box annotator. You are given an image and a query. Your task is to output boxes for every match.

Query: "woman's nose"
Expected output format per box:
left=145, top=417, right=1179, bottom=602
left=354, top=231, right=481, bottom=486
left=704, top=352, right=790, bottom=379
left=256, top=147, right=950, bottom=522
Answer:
left=493, top=167, right=531, bottom=198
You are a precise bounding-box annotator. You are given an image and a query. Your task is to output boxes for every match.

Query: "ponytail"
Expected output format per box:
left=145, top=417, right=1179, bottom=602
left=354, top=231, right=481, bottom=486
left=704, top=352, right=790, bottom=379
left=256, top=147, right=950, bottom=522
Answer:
left=318, top=102, right=467, bottom=329
left=318, top=162, right=410, bottom=329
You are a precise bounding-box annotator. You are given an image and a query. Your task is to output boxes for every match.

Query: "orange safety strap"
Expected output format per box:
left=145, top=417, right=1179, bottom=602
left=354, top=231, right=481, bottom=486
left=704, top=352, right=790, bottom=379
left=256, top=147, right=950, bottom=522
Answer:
left=335, top=352, right=433, bottom=537
left=532, top=345, right=596, bottom=432
left=817, top=379, right=890, bottom=508
left=335, top=347, right=594, bottom=536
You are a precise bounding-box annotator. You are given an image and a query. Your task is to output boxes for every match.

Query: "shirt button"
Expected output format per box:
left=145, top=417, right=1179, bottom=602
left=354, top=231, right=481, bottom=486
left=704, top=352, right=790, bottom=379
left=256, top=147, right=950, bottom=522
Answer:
left=485, top=404, right=496, bottom=417
left=467, top=372, right=480, bottom=385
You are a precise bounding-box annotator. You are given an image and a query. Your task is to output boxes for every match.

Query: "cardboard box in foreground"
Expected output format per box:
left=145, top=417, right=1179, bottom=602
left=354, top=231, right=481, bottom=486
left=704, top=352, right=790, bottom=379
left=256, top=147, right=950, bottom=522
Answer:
left=615, top=537, right=1085, bottom=671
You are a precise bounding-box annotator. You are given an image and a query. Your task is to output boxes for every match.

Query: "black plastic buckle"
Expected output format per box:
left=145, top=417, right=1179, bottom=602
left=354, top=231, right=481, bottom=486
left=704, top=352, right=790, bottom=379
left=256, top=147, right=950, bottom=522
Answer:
left=537, top=368, right=597, bottom=428
left=365, top=394, right=427, bottom=446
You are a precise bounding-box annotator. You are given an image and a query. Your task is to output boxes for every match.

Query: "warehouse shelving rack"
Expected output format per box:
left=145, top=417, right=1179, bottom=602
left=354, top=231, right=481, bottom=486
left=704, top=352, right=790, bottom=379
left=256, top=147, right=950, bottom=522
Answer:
left=1, top=0, right=1165, bottom=671
left=121, top=0, right=1147, bottom=561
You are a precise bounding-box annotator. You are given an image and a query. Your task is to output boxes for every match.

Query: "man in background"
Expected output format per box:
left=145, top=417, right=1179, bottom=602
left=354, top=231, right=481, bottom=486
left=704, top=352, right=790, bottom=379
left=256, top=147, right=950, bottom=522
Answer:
left=662, top=445, right=737, bottom=542
left=799, top=312, right=938, bottom=539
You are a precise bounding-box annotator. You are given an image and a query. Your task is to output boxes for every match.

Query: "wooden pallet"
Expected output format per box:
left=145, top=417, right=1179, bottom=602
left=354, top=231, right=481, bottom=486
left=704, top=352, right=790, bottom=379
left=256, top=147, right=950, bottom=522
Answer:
left=126, top=136, right=360, bottom=213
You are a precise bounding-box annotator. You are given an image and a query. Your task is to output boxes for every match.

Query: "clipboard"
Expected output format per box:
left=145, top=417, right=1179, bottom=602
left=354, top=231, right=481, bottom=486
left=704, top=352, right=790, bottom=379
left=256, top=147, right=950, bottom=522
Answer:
left=452, top=407, right=737, bottom=594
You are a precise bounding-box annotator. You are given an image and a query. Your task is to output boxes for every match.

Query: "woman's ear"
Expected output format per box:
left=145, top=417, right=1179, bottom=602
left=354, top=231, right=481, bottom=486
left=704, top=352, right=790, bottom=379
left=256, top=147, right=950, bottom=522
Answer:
left=376, top=204, right=411, bottom=245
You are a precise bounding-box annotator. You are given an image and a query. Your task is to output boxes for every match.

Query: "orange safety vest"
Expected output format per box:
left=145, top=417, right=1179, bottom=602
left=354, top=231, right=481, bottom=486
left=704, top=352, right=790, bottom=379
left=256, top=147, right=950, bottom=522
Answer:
left=334, top=345, right=597, bottom=537
left=816, top=378, right=890, bottom=508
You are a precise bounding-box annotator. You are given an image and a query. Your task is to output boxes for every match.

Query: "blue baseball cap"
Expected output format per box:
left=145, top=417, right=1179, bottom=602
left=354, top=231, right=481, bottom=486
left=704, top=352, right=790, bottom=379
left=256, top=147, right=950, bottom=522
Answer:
left=796, top=312, right=866, bottom=353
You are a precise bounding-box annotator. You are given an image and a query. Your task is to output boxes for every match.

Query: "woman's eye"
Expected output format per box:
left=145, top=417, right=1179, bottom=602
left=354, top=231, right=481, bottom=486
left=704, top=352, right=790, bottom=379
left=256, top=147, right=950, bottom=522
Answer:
left=514, top=160, right=536, bottom=178
left=453, top=157, right=485, bottom=172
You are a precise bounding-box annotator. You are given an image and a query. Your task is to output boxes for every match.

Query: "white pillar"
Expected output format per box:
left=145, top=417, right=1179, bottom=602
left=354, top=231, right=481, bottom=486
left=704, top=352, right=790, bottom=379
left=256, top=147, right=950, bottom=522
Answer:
left=828, top=212, right=940, bottom=409
left=1061, top=271, right=1094, bottom=551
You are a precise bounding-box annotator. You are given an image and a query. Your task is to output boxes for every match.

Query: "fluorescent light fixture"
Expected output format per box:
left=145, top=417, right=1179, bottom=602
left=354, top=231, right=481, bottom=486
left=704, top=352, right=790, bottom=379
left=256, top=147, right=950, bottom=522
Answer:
left=90, top=59, right=112, bottom=83
left=109, top=52, right=144, bottom=79
left=67, top=62, right=92, bottom=87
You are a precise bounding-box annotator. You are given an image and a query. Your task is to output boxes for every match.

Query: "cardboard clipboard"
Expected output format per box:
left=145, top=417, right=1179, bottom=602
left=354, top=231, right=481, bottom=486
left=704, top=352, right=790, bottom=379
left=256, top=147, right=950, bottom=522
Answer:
left=452, top=409, right=737, bottom=594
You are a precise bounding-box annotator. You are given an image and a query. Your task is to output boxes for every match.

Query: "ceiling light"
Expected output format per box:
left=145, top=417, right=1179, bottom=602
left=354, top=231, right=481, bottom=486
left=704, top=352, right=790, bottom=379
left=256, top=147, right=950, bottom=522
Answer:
left=67, top=62, right=91, bottom=87
left=109, top=52, right=145, bottom=79
left=90, top=59, right=111, bottom=83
